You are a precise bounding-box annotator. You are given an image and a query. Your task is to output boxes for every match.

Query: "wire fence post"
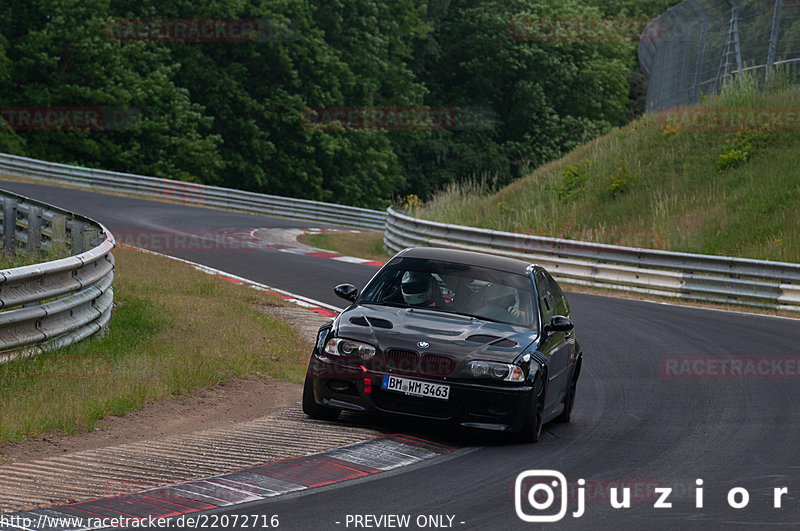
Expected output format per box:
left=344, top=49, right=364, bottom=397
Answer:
left=691, top=17, right=709, bottom=102
left=766, top=0, right=784, bottom=89
left=640, top=0, right=799, bottom=111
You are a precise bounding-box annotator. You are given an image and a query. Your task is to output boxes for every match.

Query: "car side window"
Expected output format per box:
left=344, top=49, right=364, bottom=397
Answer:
left=545, top=271, right=569, bottom=316
left=535, top=271, right=555, bottom=320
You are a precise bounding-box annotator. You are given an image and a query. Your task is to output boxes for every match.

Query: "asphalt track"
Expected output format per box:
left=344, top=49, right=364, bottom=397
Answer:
left=2, top=179, right=799, bottom=530
left=0, top=179, right=379, bottom=307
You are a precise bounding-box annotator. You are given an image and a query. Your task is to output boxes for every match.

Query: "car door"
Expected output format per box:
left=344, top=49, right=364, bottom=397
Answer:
left=535, top=270, right=574, bottom=416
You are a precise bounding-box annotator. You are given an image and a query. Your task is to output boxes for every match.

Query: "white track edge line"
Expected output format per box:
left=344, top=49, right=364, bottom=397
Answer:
left=124, top=244, right=344, bottom=314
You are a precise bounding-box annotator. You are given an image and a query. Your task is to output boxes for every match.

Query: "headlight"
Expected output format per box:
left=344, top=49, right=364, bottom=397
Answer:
left=324, top=338, right=376, bottom=359
left=465, top=360, right=525, bottom=382
left=315, top=329, right=329, bottom=353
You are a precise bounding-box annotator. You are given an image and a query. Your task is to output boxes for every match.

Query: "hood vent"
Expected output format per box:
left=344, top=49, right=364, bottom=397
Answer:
left=366, top=317, right=393, bottom=329
left=349, top=316, right=393, bottom=329
left=490, top=338, right=518, bottom=348
left=467, top=334, right=501, bottom=344
left=467, top=334, right=517, bottom=348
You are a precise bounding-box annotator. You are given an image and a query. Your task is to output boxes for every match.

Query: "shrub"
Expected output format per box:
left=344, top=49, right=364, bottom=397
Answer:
left=548, top=164, right=588, bottom=203
left=717, top=128, right=765, bottom=170
left=607, top=163, right=633, bottom=197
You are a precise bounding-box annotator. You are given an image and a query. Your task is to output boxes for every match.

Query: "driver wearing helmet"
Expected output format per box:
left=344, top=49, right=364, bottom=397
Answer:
left=401, top=271, right=437, bottom=307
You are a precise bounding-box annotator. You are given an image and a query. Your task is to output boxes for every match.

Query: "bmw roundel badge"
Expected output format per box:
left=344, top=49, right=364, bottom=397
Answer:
left=417, top=341, right=430, bottom=349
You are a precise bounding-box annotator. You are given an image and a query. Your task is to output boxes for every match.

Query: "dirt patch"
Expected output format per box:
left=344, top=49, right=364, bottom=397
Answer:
left=0, top=298, right=334, bottom=467
left=0, top=376, right=302, bottom=465
left=0, top=233, right=341, bottom=468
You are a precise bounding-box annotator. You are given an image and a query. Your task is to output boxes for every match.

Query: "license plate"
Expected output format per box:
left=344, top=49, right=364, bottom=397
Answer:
left=382, top=375, right=450, bottom=400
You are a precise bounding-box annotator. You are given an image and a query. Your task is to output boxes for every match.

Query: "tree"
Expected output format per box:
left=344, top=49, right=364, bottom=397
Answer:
left=401, top=0, right=634, bottom=197
left=0, top=0, right=678, bottom=208
left=1, top=0, right=222, bottom=181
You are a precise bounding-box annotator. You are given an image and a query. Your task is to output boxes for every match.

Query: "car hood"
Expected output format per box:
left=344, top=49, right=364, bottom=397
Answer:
left=335, top=304, right=538, bottom=363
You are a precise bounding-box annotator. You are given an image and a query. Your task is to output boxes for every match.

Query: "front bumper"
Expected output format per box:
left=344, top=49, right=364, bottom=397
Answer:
left=308, top=355, right=534, bottom=433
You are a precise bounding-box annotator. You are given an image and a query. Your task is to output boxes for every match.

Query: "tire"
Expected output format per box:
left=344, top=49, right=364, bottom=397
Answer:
left=556, top=359, right=581, bottom=424
left=302, top=371, right=341, bottom=421
left=519, top=375, right=546, bottom=443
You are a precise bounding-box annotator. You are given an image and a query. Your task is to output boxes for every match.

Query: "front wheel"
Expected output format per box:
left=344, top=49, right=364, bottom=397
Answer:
left=302, top=371, right=340, bottom=421
left=518, top=375, right=546, bottom=443
left=556, top=359, right=580, bottom=423
left=555, top=375, right=576, bottom=423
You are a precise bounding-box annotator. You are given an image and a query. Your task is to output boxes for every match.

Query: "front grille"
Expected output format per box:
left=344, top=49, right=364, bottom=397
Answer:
left=383, top=349, right=419, bottom=374
left=379, top=349, right=456, bottom=378
left=419, top=354, right=455, bottom=377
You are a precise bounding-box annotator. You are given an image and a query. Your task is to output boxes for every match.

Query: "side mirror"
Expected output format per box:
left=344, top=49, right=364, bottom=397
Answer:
left=545, top=315, right=574, bottom=334
left=334, top=283, right=358, bottom=303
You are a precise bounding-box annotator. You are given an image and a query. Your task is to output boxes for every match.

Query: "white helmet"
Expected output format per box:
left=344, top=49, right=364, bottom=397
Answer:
left=401, top=271, right=434, bottom=306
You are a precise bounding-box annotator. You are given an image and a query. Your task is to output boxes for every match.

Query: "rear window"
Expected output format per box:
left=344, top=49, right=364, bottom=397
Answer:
left=359, top=256, right=537, bottom=328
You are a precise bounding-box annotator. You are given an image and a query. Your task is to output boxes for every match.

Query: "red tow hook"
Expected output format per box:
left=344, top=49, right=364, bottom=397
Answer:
left=360, top=365, right=372, bottom=393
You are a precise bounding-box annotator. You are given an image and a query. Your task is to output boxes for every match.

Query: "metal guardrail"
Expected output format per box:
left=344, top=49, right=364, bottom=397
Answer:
left=0, top=190, right=115, bottom=355
left=2, top=151, right=797, bottom=313
left=384, top=207, right=800, bottom=312
left=0, top=153, right=386, bottom=231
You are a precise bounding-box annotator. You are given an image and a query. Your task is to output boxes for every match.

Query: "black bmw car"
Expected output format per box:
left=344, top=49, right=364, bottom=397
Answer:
left=302, top=247, right=582, bottom=442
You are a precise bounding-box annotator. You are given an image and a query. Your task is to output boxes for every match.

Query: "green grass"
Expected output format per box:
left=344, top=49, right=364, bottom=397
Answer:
left=300, top=231, right=391, bottom=262
left=418, top=81, right=800, bottom=262
left=0, top=241, right=73, bottom=269
left=0, top=246, right=311, bottom=444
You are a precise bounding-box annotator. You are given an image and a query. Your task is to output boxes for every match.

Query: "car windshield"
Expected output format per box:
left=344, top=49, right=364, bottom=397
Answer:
left=359, top=256, right=537, bottom=329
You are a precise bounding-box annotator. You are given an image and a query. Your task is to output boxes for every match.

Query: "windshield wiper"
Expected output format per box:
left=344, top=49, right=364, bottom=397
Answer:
left=362, top=301, right=410, bottom=309
left=408, top=308, right=476, bottom=321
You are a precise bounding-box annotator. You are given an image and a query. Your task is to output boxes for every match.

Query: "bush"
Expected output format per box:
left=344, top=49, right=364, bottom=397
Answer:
left=549, top=164, right=588, bottom=203
left=717, top=128, right=770, bottom=170
left=607, top=163, right=633, bottom=197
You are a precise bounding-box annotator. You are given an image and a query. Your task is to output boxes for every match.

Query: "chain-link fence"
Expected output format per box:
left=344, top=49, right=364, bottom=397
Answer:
left=640, top=0, right=800, bottom=111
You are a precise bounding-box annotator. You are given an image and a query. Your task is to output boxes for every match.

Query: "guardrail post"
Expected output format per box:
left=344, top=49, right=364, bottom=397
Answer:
left=83, top=227, right=99, bottom=250
left=68, top=220, right=85, bottom=254
left=3, top=197, right=17, bottom=256
left=50, top=213, right=67, bottom=250
left=27, top=205, right=43, bottom=255
left=0, top=189, right=116, bottom=354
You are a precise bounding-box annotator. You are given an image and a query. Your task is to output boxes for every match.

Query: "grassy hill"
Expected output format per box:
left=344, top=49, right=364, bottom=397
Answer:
left=417, top=79, right=800, bottom=263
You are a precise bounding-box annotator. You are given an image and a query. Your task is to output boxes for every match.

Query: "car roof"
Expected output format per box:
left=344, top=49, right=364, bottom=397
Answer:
left=396, top=247, right=534, bottom=275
